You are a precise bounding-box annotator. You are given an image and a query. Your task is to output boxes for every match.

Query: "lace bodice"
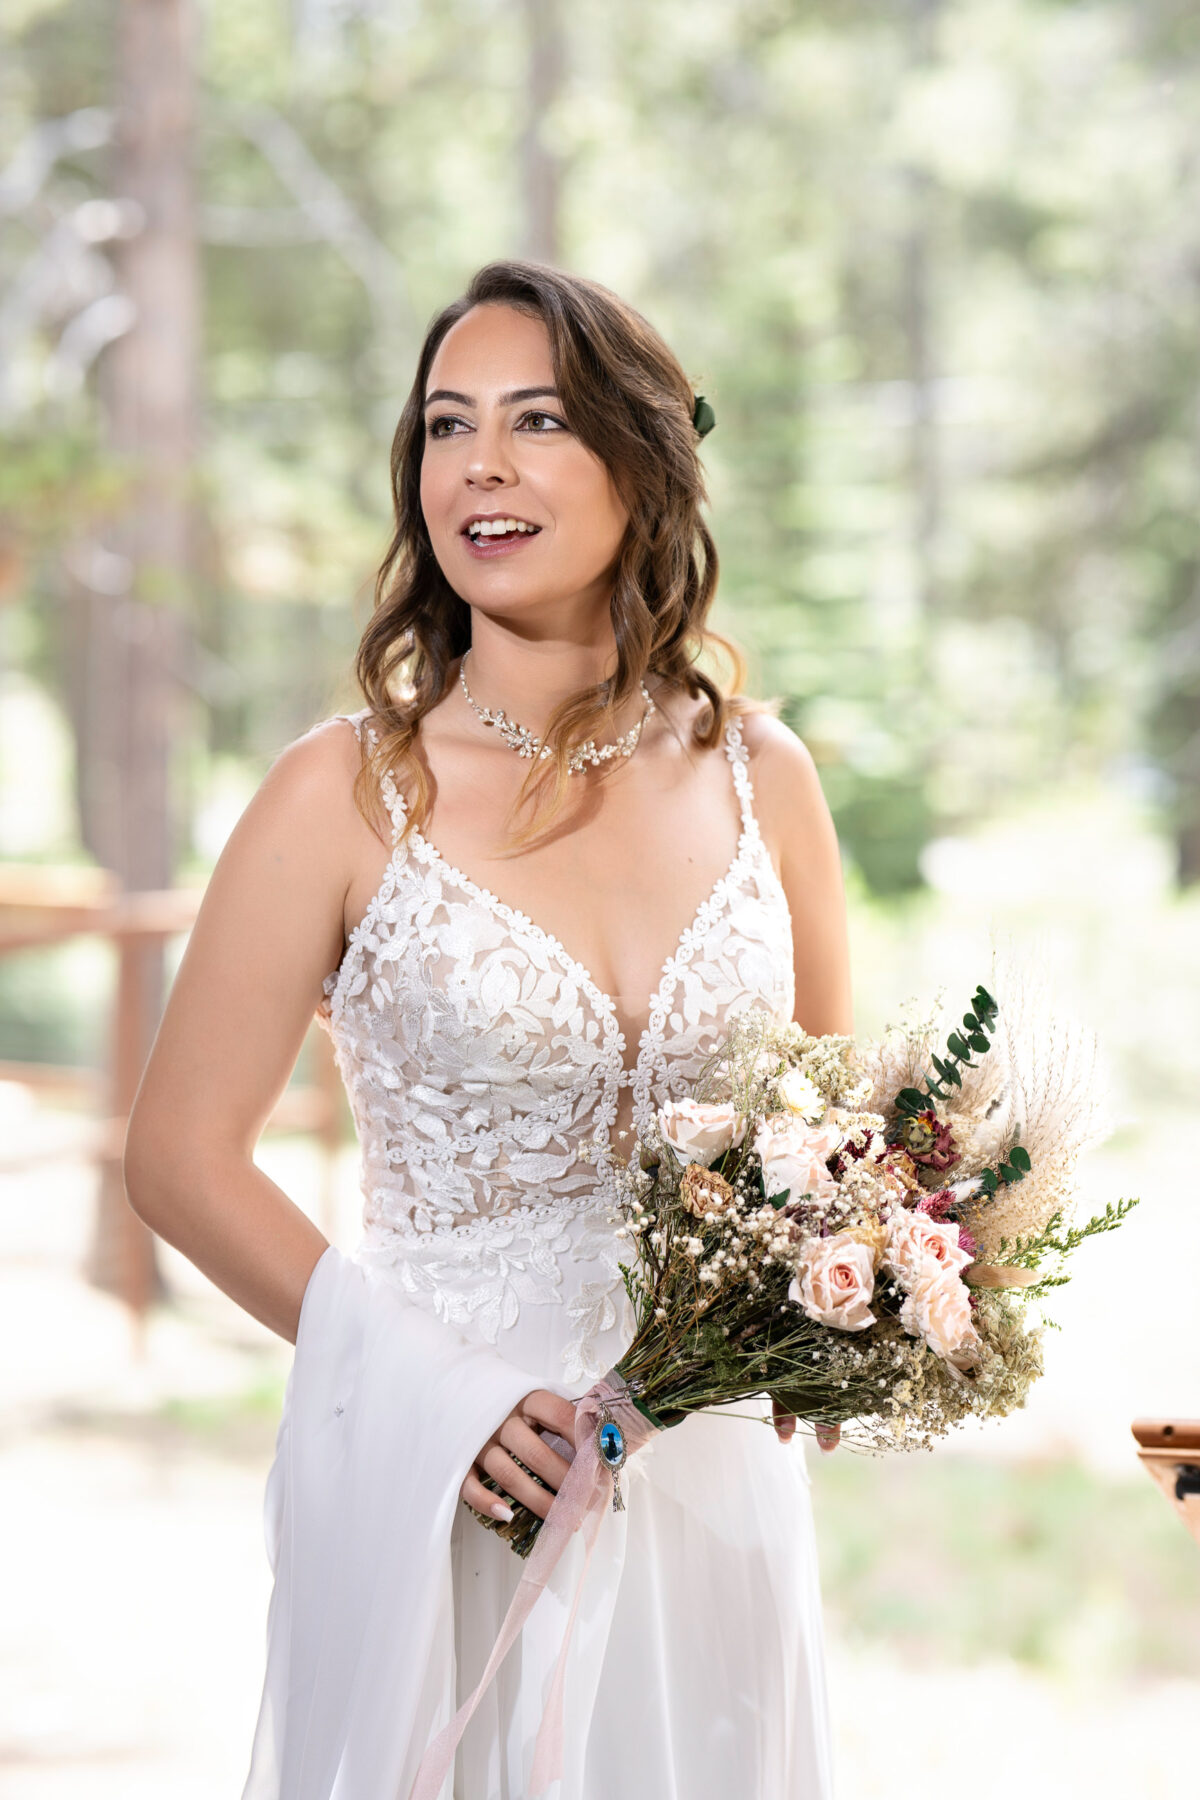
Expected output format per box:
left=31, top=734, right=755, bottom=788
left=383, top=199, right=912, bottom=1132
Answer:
left=315, top=707, right=795, bottom=1377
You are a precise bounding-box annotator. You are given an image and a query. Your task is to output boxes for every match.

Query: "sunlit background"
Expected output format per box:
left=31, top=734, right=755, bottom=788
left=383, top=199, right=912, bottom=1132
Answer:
left=2, top=2, right=1199, bottom=1796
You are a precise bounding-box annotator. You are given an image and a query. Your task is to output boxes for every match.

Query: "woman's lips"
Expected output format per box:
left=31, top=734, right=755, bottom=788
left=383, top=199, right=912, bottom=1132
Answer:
left=460, top=527, right=543, bottom=560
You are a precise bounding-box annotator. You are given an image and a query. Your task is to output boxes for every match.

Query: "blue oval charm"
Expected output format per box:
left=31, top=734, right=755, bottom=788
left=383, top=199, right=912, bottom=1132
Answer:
left=598, top=1420, right=626, bottom=1467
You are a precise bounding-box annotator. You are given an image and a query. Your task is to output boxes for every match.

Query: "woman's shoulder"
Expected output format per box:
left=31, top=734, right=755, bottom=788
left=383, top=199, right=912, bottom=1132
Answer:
left=663, top=685, right=822, bottom=808
left=251, top=708, right=387, bottom=847
left=270, top=707, right=370, bottom=786
left=729, top=705, right=833, bottom=865
left=729, top=704, right=819, bottom=785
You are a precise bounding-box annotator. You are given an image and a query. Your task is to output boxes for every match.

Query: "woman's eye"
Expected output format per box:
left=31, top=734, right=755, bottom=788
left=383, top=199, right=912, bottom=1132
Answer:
left=427, top=411, right=566, bottom=439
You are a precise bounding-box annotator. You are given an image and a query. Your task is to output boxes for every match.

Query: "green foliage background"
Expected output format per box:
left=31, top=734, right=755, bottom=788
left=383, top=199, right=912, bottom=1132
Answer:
left=5, top=0, right=1200, bottom=896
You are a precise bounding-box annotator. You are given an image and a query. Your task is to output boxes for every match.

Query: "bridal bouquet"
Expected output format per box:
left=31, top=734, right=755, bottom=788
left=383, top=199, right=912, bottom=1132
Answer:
left=478, top=977, right=1137, bottom=1557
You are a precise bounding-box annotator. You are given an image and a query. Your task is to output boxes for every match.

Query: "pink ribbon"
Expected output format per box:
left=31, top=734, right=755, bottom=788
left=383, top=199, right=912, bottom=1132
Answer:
left=408, top=1372, right=661, bottom=1800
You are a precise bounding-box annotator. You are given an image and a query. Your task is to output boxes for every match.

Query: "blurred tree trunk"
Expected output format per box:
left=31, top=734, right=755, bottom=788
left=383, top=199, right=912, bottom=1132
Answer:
left=903, top=0, right=941, bottom=620
left=80, top=0, right=200, bottom=1312
left=519, top=0, right=565, bottom=265
left=1168, top=619, right=1200, bottom=883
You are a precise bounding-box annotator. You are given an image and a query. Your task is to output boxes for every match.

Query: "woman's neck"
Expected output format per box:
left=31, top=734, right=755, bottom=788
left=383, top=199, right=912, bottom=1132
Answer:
left=456, top=637, right=658, bottom=742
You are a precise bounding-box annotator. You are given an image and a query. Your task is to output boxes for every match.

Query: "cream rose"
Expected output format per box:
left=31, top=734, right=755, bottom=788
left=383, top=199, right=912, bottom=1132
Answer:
left=900, top=1268, right=980, bottom=1366
left=657, top=1097, right=747, bottom=1167
left=788, top=1233, right=876, bottom=1332
left=776, top=1067, right=826, bottom=1123
left=753, top=1115, right=842, bottom=1206
left=884, top=1206, right=972, bottom=1289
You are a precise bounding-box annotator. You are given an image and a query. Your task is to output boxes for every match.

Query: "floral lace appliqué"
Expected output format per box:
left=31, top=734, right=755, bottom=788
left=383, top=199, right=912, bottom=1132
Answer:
left=317, top=709, right=794, bottom=1381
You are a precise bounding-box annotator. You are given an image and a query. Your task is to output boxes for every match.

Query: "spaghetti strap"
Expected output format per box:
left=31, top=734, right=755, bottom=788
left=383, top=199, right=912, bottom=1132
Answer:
left=722, top=714, right=760, bottom=838
left=345, top=707, right=370, bottom=746
left=334, top=708, right=409, bottom=844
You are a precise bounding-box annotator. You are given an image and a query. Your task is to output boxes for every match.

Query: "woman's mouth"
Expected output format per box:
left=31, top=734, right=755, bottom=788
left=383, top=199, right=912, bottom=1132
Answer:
left=461, top=518, right=543, bottom=560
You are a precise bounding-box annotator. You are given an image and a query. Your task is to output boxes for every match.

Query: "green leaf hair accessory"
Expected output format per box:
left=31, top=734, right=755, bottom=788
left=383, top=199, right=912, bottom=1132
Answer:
left=692, top=392, right=716, bottom=438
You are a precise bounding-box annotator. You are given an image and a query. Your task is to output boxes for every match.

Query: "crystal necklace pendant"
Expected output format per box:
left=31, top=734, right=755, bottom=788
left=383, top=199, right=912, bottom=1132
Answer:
left=458, top=648, right=656, bottom=774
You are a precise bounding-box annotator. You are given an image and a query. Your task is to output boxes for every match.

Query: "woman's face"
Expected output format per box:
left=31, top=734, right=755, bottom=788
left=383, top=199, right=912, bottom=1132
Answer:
left=419, top=303, right=630, bottom=620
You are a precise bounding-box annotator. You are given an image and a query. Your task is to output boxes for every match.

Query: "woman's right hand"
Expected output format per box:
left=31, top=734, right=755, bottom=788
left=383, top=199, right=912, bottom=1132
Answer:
left=460, top=1389, right=579, bottom=1522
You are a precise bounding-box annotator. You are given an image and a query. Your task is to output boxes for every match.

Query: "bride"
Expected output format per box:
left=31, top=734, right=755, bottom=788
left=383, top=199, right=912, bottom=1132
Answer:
left=125, top=259, right=853, bottom=1799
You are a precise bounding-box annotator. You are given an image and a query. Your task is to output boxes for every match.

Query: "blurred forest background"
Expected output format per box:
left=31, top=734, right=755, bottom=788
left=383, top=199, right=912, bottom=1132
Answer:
left=6, top=0, right=1200, bottom=909
left=3, top=2, right=1200, bottom=1797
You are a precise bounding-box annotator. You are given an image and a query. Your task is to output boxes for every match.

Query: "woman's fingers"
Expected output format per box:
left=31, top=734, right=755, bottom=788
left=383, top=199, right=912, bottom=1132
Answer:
left=460, top=1389, right=594, bottom=1528
left=815, top=1422, right=841, bottom=1454
left=480, top=1444, right=558, bottom=1518
left=771, top=1396, right=797, bottom=1444
left=460, top=1469, right=515, bottom=1520
left=521, top=1389, right=578, bottom=1451
left=499, top=1415, right=572, bottom=1493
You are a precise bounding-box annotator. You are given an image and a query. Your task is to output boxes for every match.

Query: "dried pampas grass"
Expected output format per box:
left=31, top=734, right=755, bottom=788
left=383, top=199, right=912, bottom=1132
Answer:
left=957, top=954, right=1110, bottom=1258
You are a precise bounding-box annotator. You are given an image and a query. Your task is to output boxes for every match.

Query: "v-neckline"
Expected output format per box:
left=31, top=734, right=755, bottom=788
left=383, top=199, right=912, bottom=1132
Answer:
left=399, top=716, right=759, bottom=1085
left=406, top=814, right=757, bottom=1075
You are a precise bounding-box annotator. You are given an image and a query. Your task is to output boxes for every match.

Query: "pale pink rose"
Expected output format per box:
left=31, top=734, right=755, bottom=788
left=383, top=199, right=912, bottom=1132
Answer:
left=884, top=1206, right=972, bottom=1289
left=788, top=1233, right=876, bottom=1332
left=657, top=1097, right=747, bottom=1167
left=754, top=1115, right=842, bottom=1206
left=900, top=1268, right=980, bottom=1366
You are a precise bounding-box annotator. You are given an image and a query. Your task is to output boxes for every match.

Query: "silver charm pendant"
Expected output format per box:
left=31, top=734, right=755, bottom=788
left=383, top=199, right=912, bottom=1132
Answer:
left=596, top=1403, right=628, bottom=1512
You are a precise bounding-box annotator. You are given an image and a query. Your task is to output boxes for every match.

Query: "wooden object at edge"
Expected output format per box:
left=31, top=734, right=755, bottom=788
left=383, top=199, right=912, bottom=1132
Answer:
left=0, top=873, right=345, bottom=1336
left=1132, top=1419, right=1200, bottom=1547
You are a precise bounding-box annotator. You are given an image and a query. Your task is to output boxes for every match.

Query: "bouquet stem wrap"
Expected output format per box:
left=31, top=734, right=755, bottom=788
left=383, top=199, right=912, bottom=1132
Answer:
left=409, top=1372, right=661, bottom=1800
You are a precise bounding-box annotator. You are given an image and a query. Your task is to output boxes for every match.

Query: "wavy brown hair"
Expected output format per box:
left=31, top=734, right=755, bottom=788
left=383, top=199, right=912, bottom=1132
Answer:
left=352, top=259, right=774, bottom=853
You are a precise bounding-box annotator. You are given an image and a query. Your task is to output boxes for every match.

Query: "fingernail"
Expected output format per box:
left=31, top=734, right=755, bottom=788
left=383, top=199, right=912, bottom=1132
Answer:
left=490, top=1501, right=514, bottom=1522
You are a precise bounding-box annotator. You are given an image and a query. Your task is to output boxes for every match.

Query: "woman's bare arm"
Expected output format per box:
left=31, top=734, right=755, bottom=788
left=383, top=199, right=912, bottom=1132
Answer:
left=742, top=713, right=854, bottom=1038
left=124, top=719, right=371, bottom=1345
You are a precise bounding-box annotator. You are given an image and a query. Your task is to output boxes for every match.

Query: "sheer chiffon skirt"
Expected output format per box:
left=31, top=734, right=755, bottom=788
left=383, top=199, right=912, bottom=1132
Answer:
left=243, top=1244, right=834, bottom=1800
left=450, top=1399, right=833, bottom=1800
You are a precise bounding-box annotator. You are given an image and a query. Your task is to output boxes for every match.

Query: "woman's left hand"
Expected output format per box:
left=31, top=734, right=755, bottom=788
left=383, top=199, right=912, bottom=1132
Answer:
left=771, top=1397, right=841, bottom=1454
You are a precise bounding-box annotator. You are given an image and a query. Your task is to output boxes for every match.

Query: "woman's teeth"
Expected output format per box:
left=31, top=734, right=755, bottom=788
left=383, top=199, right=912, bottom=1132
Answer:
left=467, top=519, right=539, bottom=540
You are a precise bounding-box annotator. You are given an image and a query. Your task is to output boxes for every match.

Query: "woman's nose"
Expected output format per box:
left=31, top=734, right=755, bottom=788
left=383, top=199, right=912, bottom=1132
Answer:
left=465, top=418, right=517, bottom=486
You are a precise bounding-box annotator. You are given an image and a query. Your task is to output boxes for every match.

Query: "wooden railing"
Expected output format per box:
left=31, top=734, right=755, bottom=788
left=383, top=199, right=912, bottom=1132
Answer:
left=0, top=864, right=345, bottom=1331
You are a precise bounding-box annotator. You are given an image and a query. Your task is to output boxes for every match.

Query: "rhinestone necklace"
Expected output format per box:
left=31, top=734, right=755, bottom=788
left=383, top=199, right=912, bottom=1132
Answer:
left=458, top=648, right=657, bottom=774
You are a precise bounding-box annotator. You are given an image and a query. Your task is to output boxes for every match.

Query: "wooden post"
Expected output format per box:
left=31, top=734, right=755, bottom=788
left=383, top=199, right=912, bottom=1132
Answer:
left=81, top=0, right=201, bottom=1313
left=86, top=923, right=165, bottom=1337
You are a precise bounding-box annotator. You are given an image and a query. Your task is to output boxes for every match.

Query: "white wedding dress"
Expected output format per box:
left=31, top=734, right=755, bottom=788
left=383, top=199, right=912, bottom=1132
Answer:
left=241, top=707, right=833, bottom=1800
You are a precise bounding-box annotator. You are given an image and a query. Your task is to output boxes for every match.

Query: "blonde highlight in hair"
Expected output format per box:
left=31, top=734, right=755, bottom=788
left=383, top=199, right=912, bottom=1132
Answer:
left=350, top=259, right=774, bottom=852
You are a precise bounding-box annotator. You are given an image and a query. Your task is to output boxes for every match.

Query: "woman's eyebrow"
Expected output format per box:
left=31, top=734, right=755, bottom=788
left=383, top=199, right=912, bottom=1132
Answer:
left=423, top=386, right=561, bottom=408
